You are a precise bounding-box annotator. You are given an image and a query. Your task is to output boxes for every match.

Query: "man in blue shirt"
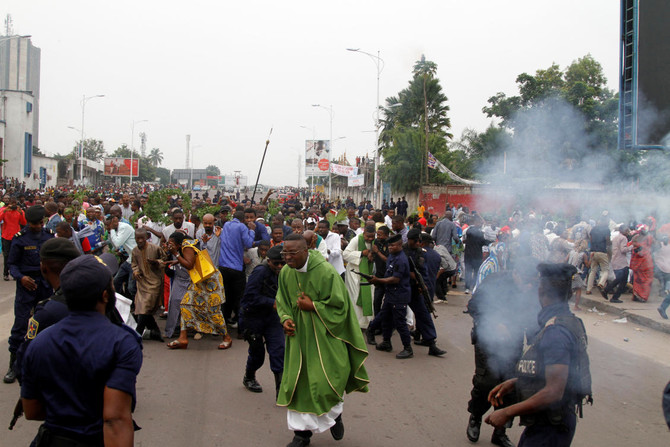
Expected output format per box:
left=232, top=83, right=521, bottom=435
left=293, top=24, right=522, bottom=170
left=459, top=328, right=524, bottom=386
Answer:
left=21, top=254, right=143, bottom=447
left=219, top=209, right=255, bottom=328
left=244, top=208, right=270, bottom=247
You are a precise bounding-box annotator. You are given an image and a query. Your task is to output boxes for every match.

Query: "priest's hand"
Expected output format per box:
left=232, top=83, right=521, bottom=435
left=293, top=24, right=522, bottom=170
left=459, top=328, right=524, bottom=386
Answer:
left=283, top=319, right=296, bottom=336
left=297, top=293, right=315, bottom=312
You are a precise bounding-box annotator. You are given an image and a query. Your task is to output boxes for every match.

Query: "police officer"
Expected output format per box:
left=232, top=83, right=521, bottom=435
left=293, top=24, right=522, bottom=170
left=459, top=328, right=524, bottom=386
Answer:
left=485, top=263, right=591, bottom=447
left=367, top=234, right=414, bottom=359
left=21, top=254, right=143, bottom=447
left=403, top=228, right=446, bottom=356
left=4, top=205, right=54, bottom=384
left=465, top=258, right=539, bottom=447
left=13, top=238, right=81, bottom=383
left=240, top=245, right=285, bottom=395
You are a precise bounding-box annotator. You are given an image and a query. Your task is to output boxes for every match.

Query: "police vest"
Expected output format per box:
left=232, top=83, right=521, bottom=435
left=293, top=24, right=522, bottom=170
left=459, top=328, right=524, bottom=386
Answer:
left=516, top=313, right=593, bottom=427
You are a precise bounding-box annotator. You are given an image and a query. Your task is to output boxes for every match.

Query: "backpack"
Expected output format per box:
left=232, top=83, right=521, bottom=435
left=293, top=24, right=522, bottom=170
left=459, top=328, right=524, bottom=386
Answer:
left=549, top=314, right=594, bottom=417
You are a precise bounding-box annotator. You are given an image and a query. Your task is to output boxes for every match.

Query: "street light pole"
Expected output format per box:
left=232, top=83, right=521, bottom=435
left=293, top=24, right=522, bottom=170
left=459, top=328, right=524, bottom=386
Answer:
left=347, top=48, right=384, bottom=208
left=79, top=94, right=104, bottom=184
left=130, top=119, right=148, bottom=184
left=312, top=104, right=334, bottom=199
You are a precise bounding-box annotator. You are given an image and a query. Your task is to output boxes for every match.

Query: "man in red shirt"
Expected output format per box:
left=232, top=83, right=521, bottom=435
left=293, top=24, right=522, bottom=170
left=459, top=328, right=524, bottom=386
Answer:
left=0, top=197, right=27, bottom=281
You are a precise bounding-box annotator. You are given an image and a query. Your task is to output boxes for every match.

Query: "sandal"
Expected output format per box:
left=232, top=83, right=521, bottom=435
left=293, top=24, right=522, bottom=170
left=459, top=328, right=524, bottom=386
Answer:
left=218, top=339, right=232, bottom=350
left=167, top=340, right=188, bottom=349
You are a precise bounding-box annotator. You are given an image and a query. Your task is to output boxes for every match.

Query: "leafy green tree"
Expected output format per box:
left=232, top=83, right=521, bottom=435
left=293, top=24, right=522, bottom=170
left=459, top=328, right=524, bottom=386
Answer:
left=206, top=164, right=221, bottom=177
left=480, top=54, right=619, bottom=182
left=378, top=55, right=453, bottom=191
left=148, top=148, right=164, bottom=166
left=156, top=167, right=171, bottom=185
left=73, top=139, right=106, bottom=162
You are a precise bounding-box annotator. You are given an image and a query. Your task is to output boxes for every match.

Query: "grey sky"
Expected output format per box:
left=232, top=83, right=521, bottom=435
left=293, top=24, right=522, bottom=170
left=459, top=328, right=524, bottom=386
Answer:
left=4, top=0, right=620, bottom=186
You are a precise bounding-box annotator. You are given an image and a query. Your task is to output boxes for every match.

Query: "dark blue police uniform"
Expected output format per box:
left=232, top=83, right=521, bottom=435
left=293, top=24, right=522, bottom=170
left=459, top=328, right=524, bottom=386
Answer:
left=367, top=250, right=412, bottom=347
left=404, top=245, right=437, bottom=342
left=21, top=311, right=142, bottom=446
left=423, top=246, right=441, bottom=301
left=14, top=289, right=68, bottom=381
left=7, top=227, right=54, bottom=355
left=516, top=302, right=579, bottom=447
left=240, top=262, right=285, bottom=376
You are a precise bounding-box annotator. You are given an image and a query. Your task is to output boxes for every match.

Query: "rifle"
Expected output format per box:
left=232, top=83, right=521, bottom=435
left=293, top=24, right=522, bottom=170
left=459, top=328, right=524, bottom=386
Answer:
left=9, top=398, right=22, bottom=430
left=407, top=255, right=438, bottom=319
left=352, top=270, right=373, bottom=286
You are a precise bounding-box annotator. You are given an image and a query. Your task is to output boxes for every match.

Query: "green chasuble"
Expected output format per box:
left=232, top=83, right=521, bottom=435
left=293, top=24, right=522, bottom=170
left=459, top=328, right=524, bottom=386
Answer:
left=276, top=250, right=370, bottom=415
left=355, top=234, right=373, bottom=316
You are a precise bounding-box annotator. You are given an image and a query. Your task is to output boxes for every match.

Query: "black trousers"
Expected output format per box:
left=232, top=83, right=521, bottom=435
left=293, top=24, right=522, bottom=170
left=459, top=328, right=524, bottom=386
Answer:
left=436, top=269, right=457, bottom=300
left=604, top=267, right=629, bottom=300
left=373, top=286, right=385, bottom=316
left=468, top=343, right=516, bottom=419
left=219, top=267, right=246, bottom=324
left=2, top=238, right=11, bottom=277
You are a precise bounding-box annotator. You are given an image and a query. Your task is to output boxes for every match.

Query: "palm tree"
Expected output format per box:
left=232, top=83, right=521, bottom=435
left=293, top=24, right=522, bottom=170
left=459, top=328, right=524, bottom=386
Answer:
left=148, top=148, right=164, bottom=167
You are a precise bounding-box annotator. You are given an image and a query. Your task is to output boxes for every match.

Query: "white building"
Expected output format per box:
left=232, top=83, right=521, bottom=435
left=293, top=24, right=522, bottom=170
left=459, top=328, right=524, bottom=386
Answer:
left=0, top=34, right=42, bottom=188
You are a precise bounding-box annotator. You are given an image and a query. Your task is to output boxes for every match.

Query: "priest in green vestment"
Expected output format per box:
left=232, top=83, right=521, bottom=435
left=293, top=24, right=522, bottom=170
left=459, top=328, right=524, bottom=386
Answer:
left=276, top=234, right=369, bottom=447
left=343, top=225, right=376, bottom=328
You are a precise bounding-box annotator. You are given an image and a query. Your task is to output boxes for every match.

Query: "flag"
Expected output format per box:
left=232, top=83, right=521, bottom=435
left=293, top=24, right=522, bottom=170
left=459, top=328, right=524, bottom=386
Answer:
left=427, top=152, right=437, bottom=169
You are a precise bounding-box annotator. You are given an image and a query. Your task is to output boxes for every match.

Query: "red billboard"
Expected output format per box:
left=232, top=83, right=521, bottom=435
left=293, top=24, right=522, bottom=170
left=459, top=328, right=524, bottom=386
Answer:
left=104, top=158, right=139, bottom=176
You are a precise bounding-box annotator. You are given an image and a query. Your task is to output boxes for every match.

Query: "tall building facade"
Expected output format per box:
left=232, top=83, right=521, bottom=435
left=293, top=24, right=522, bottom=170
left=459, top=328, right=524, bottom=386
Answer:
left=0, top=34, right=41, bottom=182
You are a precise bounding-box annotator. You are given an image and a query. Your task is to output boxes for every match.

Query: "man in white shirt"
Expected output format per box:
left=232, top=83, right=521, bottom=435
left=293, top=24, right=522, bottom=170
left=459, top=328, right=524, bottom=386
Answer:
left=106, top=215, right=138, bottom=299
left=384, top=209, right=395, bottom=229
left=120, top=193, right=134, bottom=221
left=162, top=208, right=195, bottom=241
left=316, top=220, right=345, bottom=276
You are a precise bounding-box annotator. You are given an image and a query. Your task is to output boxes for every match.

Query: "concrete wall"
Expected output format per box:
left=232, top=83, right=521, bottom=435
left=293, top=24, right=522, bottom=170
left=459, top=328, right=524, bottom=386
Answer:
left=0, top=90, right=34, bottom=181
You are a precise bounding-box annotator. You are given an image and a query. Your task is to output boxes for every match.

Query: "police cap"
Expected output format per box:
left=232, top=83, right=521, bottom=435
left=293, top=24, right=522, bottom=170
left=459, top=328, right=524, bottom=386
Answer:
left=407, top=228, right=421, bottom=241
left=25, top=205, right=45, bottom=223
left=537, top=262, right=577, bottom=281
left=387, top=234, right=402, bottom=244
left=40, top=238, right=80, bottom=261
left=267, top=245, right=283, bottom=261
left=60, top=255, right=113, bottom=308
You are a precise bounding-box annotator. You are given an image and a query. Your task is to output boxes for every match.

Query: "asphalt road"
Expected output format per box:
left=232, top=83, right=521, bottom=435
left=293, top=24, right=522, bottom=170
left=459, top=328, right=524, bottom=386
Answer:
left=0, top=276, right=669, bottom=446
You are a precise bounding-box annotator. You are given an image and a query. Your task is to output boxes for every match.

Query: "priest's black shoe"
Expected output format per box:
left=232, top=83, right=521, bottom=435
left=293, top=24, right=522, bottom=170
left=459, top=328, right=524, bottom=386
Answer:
left=287, top=434, right=311, bottom=447
left=491, top=428, right=514, bottom=447
left=396, top=346, right=414, bottom=359
left=243, top=375, right=263, bottom=393
left=428, top=343, right=447, bottom=356
left=376, top=340, right=393, bottom=352
left=330, top=414, right=344, bottom=440
left=466, top=414, right=481, bottom=442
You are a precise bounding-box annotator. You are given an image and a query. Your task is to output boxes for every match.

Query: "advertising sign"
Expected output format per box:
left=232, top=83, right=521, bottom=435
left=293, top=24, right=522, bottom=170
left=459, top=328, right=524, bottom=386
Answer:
left=104, top=158, right=139, bottom=176
left=330, top=164, right=358, bottom=177
left=305, top=140, right=330, bottom=177
left=348, top=174, right=365, bottom=187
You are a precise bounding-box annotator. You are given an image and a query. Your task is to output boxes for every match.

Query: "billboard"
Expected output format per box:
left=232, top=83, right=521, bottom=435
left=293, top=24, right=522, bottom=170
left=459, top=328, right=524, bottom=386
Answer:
left=104, top=158, right=139, bottom=176
left=305, top=140, right=330, bottom=177
left=348, top=174, right=365, bottom=187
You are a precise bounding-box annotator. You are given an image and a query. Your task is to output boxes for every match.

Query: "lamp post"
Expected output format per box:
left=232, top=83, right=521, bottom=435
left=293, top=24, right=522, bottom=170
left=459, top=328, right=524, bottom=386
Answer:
left=347, top=48, right=383, bottom=208
left=79, top=94, right=104, bottom=184
left=130, top=119, right=148, bottom=184
left=190, top=144, right=202, bottom=190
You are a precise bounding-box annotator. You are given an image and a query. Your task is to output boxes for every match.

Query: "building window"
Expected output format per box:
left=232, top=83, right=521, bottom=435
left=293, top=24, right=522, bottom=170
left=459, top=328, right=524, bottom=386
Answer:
left=26, top=102, right=33, bottom=113
left=24, top=133, right=32, bottom=176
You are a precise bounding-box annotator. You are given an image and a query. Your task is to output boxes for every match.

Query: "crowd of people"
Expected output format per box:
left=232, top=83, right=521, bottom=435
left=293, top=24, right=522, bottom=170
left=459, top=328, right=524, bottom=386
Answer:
left=1, top=180, right=668, bottom=446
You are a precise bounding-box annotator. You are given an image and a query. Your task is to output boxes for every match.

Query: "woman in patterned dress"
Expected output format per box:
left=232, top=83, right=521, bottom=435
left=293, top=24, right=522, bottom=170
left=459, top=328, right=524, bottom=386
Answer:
left=166, top=231, right=232, bottom=350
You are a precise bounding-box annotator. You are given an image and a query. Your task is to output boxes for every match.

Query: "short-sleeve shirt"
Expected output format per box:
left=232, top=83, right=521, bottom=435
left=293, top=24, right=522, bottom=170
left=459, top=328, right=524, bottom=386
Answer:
left=589, top=224, right=610, bottom=253
left=539, top=325, right=574, bottom=367
left=384, top=251, right=411, bottom=304
left=21, top=312, right=142, bottom=442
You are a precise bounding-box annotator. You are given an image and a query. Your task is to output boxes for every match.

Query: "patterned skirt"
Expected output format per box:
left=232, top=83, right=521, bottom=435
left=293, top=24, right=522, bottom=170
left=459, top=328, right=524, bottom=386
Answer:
left=180, top=270, right=228, bottom=335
